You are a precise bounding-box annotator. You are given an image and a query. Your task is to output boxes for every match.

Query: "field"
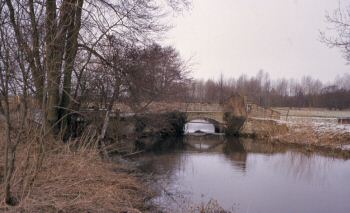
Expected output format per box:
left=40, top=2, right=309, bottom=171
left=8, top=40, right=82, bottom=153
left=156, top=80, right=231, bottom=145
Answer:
left=273, top=107, right=350, bottom=118
left=269, top=108, right=350, bottom=150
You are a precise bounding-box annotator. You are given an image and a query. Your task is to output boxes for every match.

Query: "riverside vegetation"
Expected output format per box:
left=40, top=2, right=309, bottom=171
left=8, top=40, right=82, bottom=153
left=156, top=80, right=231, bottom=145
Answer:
left=1, top=0, right=350, bottom=212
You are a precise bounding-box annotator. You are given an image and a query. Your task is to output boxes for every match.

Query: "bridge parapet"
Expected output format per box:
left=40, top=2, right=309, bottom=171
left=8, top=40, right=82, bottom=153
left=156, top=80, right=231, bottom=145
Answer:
left=183, top=103, right=224, bottom=112
left=186, top=111, right=225, bottom=124
left=113, top=102, right=224, bottom=113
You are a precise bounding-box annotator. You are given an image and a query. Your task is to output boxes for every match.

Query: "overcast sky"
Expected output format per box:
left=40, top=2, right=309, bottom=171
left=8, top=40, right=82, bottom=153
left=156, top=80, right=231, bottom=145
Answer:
left=164, top=0, right=350, bottom=82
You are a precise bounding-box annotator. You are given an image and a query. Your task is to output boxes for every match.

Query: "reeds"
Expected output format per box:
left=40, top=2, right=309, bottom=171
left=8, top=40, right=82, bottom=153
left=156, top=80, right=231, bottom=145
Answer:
left=0, top=123, right=149, bottom=212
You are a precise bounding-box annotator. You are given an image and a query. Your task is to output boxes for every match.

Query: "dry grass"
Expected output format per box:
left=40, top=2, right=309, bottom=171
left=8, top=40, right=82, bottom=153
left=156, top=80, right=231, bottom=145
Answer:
left=0, top=126, right=149, bottom=213
left=240, top=116, right=350, bottom=158
left=273, top=121, right=350, bottom=147
left=240, top=118, right=289, bottom=139
left=273, top=107, right=350, bottom=118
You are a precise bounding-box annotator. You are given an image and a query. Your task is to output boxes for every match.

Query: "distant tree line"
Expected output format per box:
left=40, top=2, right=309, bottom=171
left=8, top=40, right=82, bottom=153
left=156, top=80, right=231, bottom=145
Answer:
left=186, top=70, right=350, bottom=109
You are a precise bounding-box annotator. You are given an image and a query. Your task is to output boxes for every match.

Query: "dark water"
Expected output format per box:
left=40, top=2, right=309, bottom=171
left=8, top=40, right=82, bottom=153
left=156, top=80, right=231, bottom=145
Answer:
left=137, top=136, right=350, bottom=213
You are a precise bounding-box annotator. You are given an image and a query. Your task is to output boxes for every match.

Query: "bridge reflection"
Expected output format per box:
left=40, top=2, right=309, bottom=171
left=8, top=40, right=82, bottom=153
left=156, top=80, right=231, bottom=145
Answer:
left=137, top=135, right=350, bottom=184
left=182, top=136, right=321, bottom=172
left=185, top=135, right=225, bottom=151
left=184, top=135, right=248, bottom=171
left=135, top=135, right=350, bottom=212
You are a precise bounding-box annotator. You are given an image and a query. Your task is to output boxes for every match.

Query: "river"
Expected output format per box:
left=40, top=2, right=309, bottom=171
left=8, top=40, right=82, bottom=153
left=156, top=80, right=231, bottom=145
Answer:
left=135, top=120, right=350, bottom=213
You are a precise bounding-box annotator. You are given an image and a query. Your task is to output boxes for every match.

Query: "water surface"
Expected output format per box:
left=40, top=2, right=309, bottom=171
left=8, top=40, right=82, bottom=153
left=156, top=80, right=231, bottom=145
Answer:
left=137, top=136, right=350, bottom=213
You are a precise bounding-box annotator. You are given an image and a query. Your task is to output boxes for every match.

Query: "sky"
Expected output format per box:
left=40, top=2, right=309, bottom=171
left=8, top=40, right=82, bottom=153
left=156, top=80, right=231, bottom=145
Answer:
left=164, top=0, right=350, bottom=83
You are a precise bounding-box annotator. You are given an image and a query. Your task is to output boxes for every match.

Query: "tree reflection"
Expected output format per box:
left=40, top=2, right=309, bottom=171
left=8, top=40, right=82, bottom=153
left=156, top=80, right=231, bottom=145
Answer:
left=223, top=137, right=248, bottom=172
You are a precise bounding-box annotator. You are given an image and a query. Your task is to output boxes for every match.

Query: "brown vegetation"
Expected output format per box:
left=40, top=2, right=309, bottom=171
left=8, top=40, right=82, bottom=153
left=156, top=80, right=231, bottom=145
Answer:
left=240, top=118, right=289, bottom=139
left=273, top=122, right=350, bottom=148
left=239, top=115, right=350, bottom=154
left=0, top=127, right=149, bottom=212
left=0, top=0, right=189, bottom=208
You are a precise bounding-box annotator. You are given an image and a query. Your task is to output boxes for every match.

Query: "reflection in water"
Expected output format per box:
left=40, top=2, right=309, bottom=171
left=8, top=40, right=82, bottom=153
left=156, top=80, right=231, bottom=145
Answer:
left=223, top=138, right=248, bottom=172
left=185, top=135, right=225, bottom=151
left=137, top=137, right=350, bottom=213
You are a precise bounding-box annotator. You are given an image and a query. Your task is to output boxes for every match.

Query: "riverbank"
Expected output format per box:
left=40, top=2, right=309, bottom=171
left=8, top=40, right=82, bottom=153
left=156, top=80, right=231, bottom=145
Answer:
left=272, top=117, right=350, bottom=155
left=242, top=113, right=350, bottom=157
left=0, top=130, right=150, bottom=212
left=236, top=105, right=350, bottom=158
left=2, top=107, right=349, bottom=212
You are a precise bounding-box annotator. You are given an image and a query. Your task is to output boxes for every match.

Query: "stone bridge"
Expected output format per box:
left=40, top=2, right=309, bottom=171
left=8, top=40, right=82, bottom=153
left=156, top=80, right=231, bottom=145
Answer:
left=114, top=95, right=280, bottom=133
left=116, top=102, right=228, bottom=123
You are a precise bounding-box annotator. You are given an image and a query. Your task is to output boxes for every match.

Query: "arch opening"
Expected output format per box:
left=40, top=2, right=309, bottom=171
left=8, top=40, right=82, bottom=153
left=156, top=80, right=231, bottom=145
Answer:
left=184, top=117, right=223, bottom=134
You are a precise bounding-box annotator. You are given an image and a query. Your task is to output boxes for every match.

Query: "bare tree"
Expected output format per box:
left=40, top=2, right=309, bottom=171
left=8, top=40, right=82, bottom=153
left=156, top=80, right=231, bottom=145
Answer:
left=2, top=0, right=190, bottom=133
left=79, top=41, right=190, bottom=111
left=0, top=1, right=32, bottom=203
left=186, top=71, right=350, bottom=109
left=0, top=0, right=190, bottom=206
left=321, top=3, right=350, bottom=64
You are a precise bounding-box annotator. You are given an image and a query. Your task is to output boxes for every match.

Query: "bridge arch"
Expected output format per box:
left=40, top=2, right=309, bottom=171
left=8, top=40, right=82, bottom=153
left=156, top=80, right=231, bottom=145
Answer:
left=185, top=115, right=225, bottom=133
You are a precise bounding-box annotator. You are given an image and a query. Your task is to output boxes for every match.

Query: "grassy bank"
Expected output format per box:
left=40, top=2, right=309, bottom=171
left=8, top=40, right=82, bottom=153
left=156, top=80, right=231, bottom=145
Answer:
left=0, top=130, right=149, bottom=212
left=270, top=120, right=350, bottom=158
left=239, top=114, right=350, bottom=158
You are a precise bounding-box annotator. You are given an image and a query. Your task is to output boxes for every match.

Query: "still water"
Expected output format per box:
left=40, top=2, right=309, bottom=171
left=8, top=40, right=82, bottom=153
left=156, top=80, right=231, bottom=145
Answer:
left=136, top=121, right=350, bottom=212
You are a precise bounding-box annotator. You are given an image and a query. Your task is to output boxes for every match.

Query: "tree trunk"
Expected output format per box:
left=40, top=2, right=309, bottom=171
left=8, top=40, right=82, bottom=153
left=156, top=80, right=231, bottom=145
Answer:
left=46, top=0, right=76, bottom=130
left=3, top=99, right=13, bottom=205
left=59, top=0, right=84, bottom=129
